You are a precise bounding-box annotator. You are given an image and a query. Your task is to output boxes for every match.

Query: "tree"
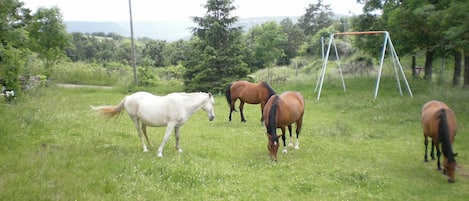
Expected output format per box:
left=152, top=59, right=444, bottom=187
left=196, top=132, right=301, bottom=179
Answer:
left=278, top=18, right=305, bottom=66
left=140, top=38, right=168, bottom=67
left=298, top=0, right=333, bottom=36
left=0, top=0, right=31, bottom=90
left=28, top=7, right=70, bottom=77
left=358, top=0, right=448, bottom=81
left=246, top=21, right=288, bottom=69
left=184, top=0, right=249, bottom=93
left=163, top=39, right=190, bottom=66
left=441, top=0, right=469, bottom=87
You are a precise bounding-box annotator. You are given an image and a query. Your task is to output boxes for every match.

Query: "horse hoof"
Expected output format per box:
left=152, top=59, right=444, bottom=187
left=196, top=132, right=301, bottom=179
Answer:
left=448, top=179, right=455, bottom=183
left=294, top=145, right=299, bottom=150
left=288, top=143, right=294, bottom=147
left=178, top=149, right=183, bottom=153
left=282, top=149, right=288, bottom=154
left=157, top=153, right=163, bottom=157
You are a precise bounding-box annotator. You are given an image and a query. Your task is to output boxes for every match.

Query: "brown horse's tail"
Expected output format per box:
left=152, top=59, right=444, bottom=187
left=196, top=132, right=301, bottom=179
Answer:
left=438, top=108, right=456, bottom=163
left=225, top=82, right=236, bottom=111
left=91, top=96, right=127, bottom=119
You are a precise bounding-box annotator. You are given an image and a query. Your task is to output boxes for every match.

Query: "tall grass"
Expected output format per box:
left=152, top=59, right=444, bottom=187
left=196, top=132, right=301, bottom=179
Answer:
left=1, top=76, right=468, bottom=200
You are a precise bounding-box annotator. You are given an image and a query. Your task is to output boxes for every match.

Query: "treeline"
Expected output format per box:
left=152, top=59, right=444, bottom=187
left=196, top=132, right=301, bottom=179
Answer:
left=355, top=0, right=469, bottom=87
left=1, top=0, right=468, bottom=93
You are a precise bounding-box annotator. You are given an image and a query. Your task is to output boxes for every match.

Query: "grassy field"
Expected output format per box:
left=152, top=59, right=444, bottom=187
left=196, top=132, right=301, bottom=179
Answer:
left=1, top=76, right=468, bottom=200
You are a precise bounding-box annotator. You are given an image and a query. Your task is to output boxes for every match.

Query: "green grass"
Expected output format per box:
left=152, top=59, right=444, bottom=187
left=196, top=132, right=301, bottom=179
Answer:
left=1, top=77, right=469, bottom=200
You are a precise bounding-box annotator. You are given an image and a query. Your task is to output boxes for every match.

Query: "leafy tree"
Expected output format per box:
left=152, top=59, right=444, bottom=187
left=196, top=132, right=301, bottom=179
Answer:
left=278, top=18, right=305, bottom=66
left=0, top=0, right=31, bottom=90
left=358, top=0, right=448, bottom=81
left=140, top=38, right=168, bottom=67
left=246, top=21, right=288, bottom=69
left=185, top=0, right=249, bottom=93
left=298, top=0, right=334, bottom=36
left=163, top=39, right=190, bottom=66
left=28, top=7, right=70, bottom=77
left=441, top=0, right=469, bottom=87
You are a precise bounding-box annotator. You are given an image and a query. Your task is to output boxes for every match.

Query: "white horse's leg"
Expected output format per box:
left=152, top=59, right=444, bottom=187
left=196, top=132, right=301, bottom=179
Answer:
left=141, top=124, right=153, bottom=147
left=157, top=123, right=176, bottom=157
left=130, top=116, right=148, bottom=152
left=174, top=126, right=183, bottom=153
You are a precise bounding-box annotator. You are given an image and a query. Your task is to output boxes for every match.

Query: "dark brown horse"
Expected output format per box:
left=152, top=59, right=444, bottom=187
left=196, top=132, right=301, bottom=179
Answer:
left=225, top=80, right=276, bottom=122
left=263, top=91, right=304, bottom=162
left=421, top=100, right=457, bottom=183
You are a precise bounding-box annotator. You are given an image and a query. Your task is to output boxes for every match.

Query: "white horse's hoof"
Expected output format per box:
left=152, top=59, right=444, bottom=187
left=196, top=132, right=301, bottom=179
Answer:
left=143, top=149, right=149, bottom=152
left=294, top=145, right=299, bottom=150
left=288, top=143, right=294, bottom=147
left=157, top=152, right=163, bottom=157
left=282, top=149, right=288, bottom=154
left=178, top=149, right=183, bottom=153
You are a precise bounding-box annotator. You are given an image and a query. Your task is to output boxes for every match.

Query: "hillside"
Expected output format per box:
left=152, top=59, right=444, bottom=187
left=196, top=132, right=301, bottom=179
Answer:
left=65, top=16, right=299, bottom=41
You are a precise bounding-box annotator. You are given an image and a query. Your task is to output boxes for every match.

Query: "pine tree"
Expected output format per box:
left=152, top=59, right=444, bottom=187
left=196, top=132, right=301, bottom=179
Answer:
left=184, top=0, right=249, bottom=93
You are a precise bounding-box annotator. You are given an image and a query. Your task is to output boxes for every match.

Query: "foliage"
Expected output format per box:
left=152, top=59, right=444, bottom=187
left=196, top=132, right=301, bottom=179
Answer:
left=0, top=0, right=32, bottom=91
left=299, top=25, right=337, bottom=58
left=28, top=7, right=70, bottom=77
left=52, top=62, right=131, bottom=86
left=245, top=21, right=288, bottom=69
left=356, top=0, right=469, bottom=84
left=185, top=0, right=249, bottom=93
left=297, top=0, right=334, bottom=36
left=277, top=18, right=305, bottom=66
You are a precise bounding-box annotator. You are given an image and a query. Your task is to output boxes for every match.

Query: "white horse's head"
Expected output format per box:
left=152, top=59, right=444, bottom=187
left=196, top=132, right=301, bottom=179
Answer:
left=202, top=92, right=215, bottom=121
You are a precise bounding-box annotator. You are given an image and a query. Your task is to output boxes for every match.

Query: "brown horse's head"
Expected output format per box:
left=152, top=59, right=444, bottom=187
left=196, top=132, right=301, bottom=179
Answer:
left=267, top=134, right=280, bottom=162
left=444, top=154, right=458, bottom=183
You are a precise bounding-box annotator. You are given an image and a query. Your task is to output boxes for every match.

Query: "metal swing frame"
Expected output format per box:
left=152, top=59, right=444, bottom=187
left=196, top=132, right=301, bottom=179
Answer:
left=315, top=31, right=413, bottom=100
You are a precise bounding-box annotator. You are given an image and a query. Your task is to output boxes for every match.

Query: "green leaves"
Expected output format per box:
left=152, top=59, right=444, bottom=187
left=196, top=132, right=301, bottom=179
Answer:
left=184, top=0, right=248, bottom=93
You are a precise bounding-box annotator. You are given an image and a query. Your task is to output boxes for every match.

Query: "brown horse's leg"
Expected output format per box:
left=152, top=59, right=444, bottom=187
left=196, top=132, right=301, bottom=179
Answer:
left=435, top=144, right=442, bottom=171
left=239, top=101, right=246, bottom=122
left=228, top=100, right=236, bottom=122
left=295, top=118, right=302, bottom=149
left=430, top=140, right=436, bottom=160
left=287, top=125, right=293, bottom=147
left=281, top=127, right=288, bottom=154
left=424, top=136, right=429, bottom=162
left=259, top=104, right=265, bottom=122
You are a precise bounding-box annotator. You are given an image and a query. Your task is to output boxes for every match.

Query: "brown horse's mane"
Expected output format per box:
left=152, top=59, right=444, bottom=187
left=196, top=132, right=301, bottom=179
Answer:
left=438, top=108, right=456, bottom=163
left=260, top=81, right=276, bottom=98
left=267, top=95, right=280, bottom=143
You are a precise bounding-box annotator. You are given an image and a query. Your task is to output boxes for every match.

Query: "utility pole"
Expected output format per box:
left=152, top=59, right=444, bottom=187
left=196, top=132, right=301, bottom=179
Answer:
left=128, top=0, right=138, bottom=85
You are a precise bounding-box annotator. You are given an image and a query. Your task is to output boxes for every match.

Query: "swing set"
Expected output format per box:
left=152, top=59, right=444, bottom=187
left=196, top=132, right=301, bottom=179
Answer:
left=315, top=31, right=413, bottom=100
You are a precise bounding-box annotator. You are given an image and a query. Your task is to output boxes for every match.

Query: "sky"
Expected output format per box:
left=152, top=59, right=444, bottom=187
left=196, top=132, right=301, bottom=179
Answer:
left=21, top=0, right=363, bottom=22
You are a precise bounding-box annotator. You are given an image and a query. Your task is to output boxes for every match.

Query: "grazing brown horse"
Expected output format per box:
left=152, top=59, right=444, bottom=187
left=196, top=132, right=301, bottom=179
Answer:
left=225, top=80, right=276, bottom=122
left=421, top=100, right=457, bottom=183
left=263, top=91, right=305, bottom=162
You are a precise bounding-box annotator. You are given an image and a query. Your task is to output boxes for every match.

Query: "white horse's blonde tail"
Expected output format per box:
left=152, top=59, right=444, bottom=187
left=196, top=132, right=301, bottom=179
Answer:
left=91, top=96, right=127, bottom=119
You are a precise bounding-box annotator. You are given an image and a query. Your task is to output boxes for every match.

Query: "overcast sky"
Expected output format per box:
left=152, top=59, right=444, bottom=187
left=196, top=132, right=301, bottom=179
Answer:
left=22, top=0, right=363, bottom=22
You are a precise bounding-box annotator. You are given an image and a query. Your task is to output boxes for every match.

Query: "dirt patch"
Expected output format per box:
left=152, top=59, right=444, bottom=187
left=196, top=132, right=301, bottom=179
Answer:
left=57, top=84, right=113, bottom=89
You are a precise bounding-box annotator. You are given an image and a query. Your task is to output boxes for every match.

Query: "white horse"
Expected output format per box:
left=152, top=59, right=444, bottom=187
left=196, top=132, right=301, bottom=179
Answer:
left=91, top=91, right=215, bottom=157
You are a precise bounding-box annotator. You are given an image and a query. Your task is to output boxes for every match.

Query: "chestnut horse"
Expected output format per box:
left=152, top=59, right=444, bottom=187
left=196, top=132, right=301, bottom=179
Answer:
left=263, top=91, right=304, bottom=161
left=225, top=80, right=276, bottom=122
left=421, top=100, right=457, bottom=183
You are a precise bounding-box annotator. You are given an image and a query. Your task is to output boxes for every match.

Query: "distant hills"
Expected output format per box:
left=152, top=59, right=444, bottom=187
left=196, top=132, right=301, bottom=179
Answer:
left=65, top=16, right=299, bottom=41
